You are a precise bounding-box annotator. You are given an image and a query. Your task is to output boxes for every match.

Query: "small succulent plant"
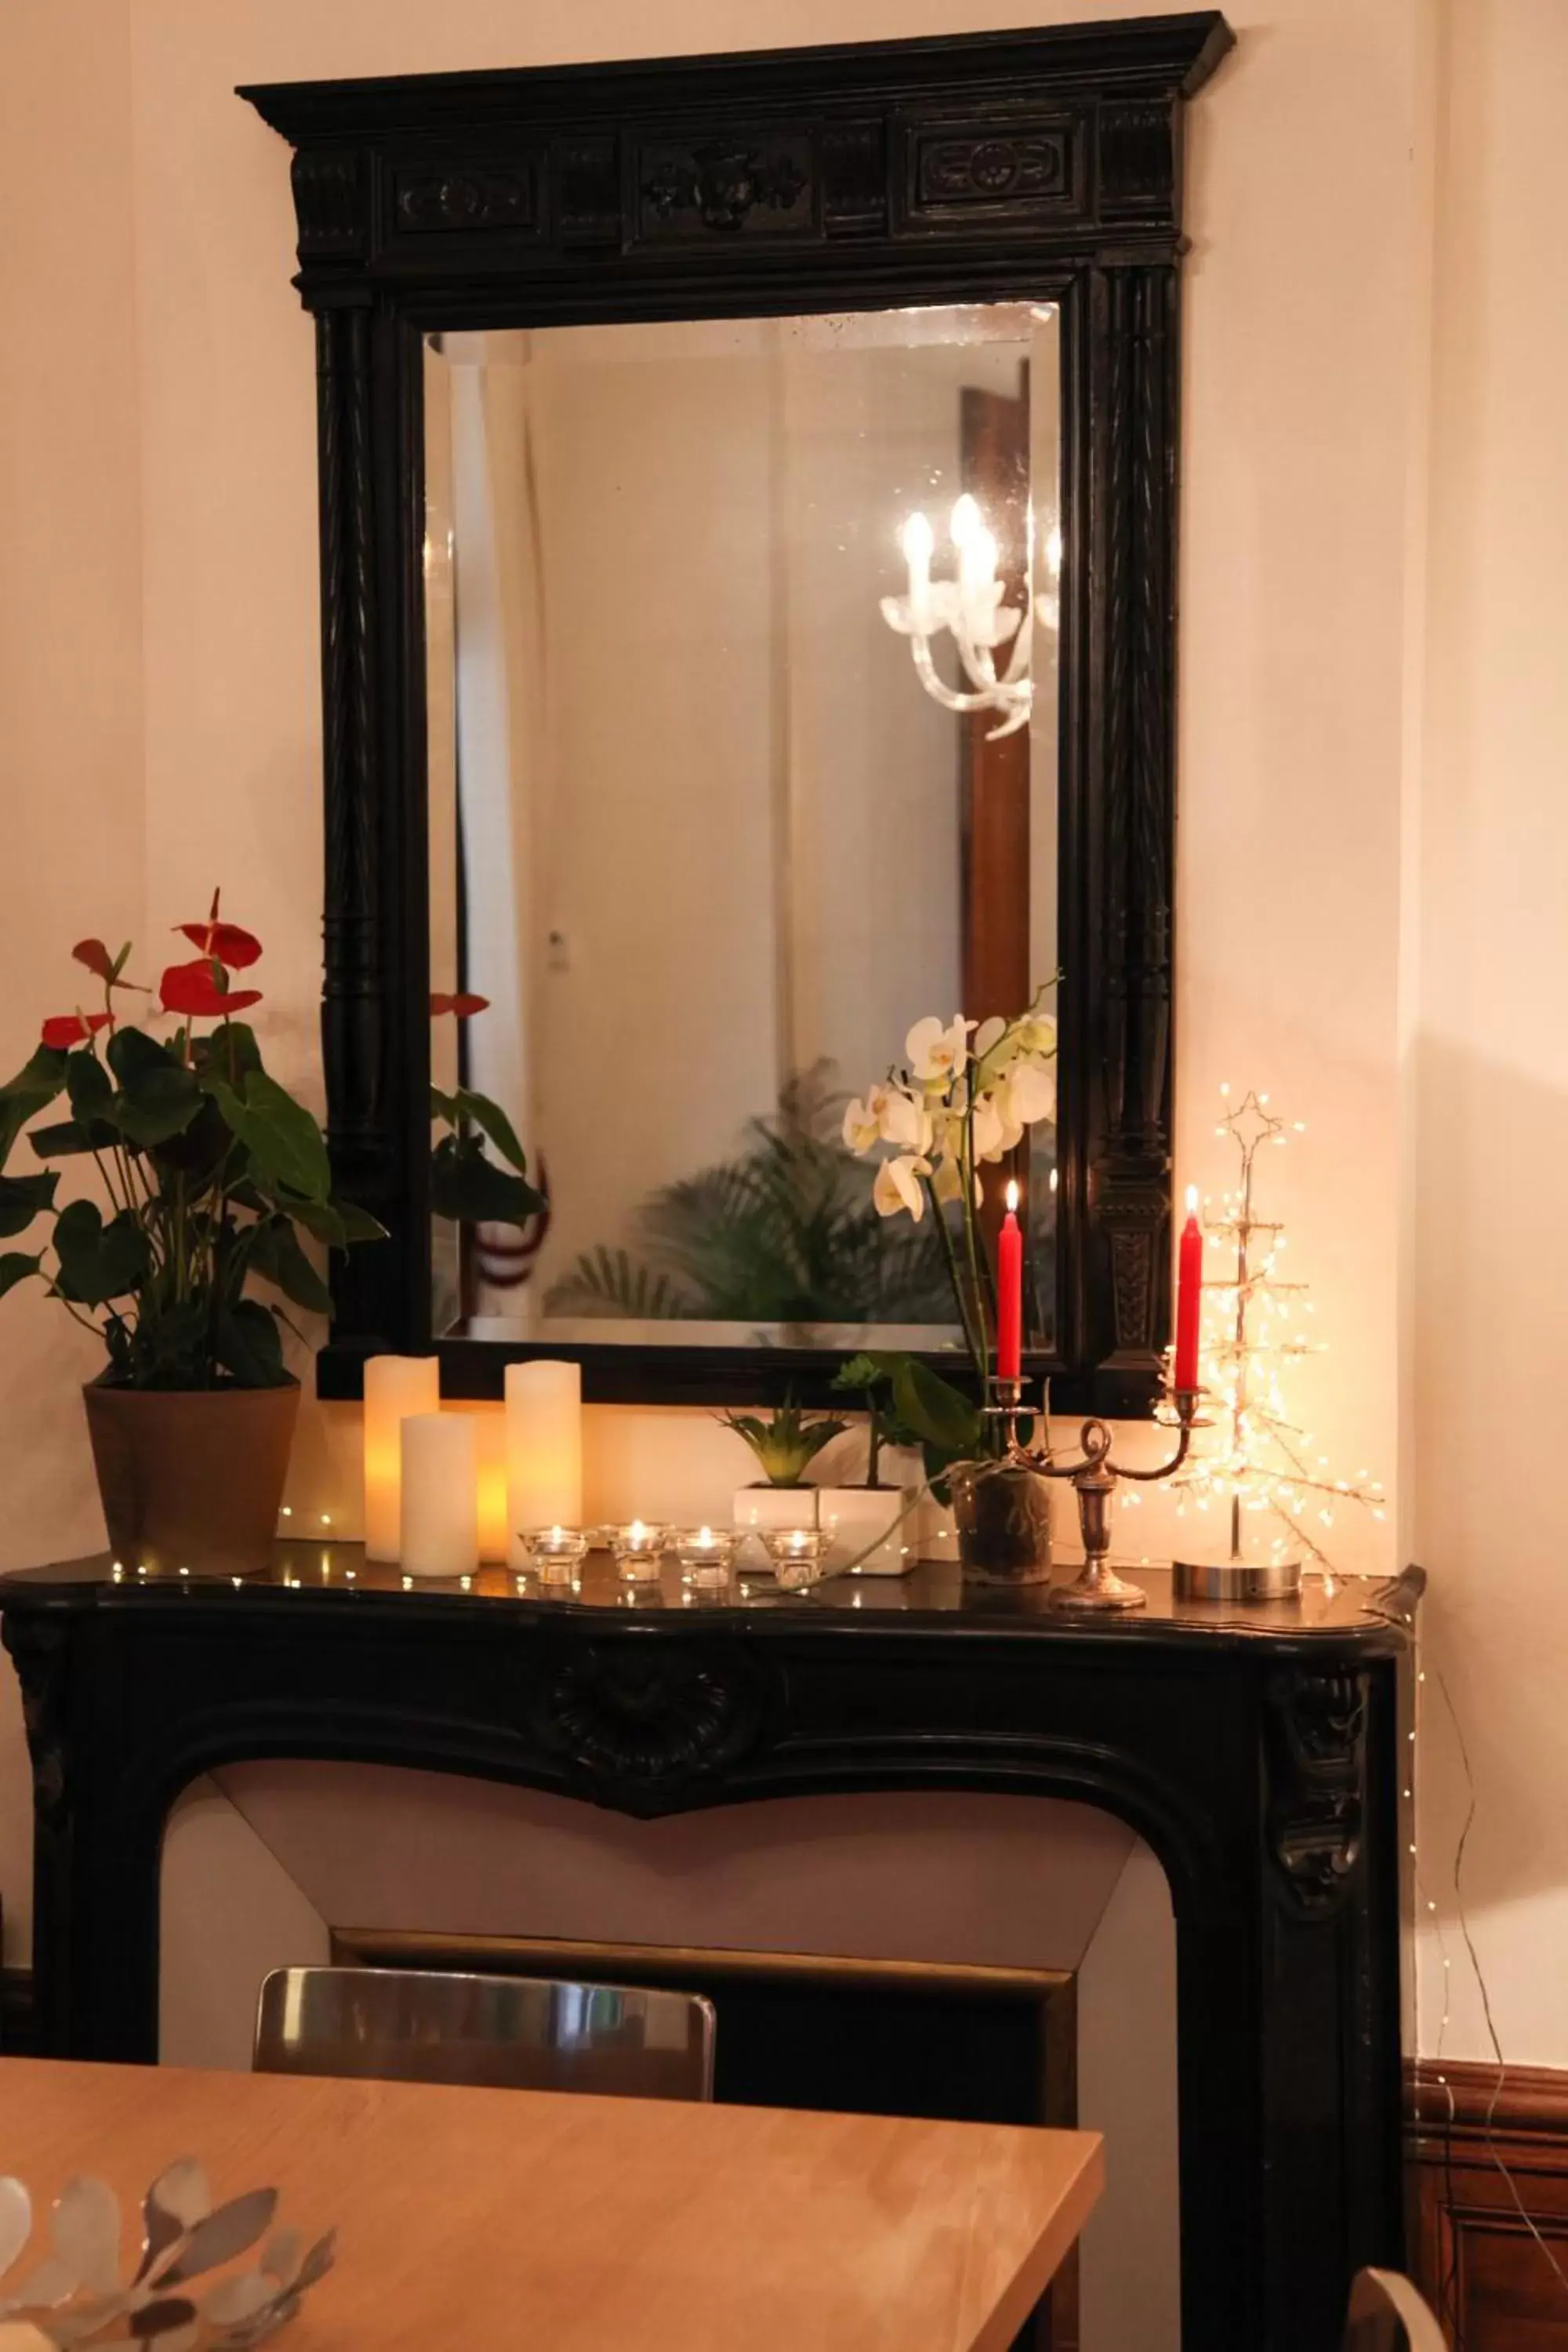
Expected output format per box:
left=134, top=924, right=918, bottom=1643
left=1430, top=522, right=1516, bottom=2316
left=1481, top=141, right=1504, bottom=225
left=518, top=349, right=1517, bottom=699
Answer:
left=0, top=2157, right=333, bottom=2348
left=719, top=1397, right=848, bottom=1487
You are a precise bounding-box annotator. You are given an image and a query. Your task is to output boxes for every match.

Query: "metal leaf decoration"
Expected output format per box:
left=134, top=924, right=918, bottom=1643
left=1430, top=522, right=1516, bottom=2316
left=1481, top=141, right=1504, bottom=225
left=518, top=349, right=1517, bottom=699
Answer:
left=0, top=2167, right=332, bottom=2350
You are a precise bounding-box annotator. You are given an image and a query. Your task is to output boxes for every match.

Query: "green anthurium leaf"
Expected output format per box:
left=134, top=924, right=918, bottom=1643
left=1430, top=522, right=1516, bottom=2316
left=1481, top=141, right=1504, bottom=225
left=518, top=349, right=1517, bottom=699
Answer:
left=212, top=1298, right=287, bottom=1388
left=192, top=1021, right=264, bottom=1083
left=257, top=1186, right=345, bottom=1248
left=331, top=1196, right=389, bottom=1245
left=447, top=1087, right=529, bottom=1176
left=892, top=1357, right=981, bottom=1457
left=0, top=1044, right=68, bottom=1171
left=430, top=1086, right=460, bottom=1123
left=105, top=1025, right=177, bottom=1086
left=28, top=1116, right=116, bottom=1160
left=107, top=1059, right=202, bottom=1149
left=209, top=1073, right=330, bottom=1203
left=65, top=1048, right=113, bottom=1126
left=430, top=1134, right=546, bottom=1226
left=147, top=1093, right=231, bottom=1181
left=0, top=1250, right=42, bottom=1299
left=245, top=1217, right=332, bottom=1315
left=53, top=1200, right=151, bottom=1306
left=0, top=1170, right=59, bottom=1239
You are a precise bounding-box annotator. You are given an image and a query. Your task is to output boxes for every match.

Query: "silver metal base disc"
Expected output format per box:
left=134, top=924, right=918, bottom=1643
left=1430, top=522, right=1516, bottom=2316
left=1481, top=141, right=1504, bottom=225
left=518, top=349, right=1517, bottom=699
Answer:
left=1172, top=1556, right=1303, bottom=1603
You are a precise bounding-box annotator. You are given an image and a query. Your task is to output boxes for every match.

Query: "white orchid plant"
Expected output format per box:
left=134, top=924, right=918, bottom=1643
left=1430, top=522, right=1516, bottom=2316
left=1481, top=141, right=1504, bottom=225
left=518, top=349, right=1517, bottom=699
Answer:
left=840, top=991, right=1058, bottom=1472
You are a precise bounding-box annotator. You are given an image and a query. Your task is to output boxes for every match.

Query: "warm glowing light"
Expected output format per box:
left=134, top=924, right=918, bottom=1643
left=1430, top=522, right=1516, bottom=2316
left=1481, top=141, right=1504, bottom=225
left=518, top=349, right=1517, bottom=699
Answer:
left=950, top=492, right=982, bottom=546
left=1185, top=1183, right=1200, bottom=1216
left=1005, top=1178, right=1021, bottom=1214
left=697, top=1525, right=715, bottom=1548
left=901, top=510, right=934, bottom=565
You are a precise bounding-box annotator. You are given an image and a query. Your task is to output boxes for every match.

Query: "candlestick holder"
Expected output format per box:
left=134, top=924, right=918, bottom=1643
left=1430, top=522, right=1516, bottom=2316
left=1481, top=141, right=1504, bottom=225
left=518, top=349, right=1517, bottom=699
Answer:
left=1036, top=1389, right=1203, bottom=1613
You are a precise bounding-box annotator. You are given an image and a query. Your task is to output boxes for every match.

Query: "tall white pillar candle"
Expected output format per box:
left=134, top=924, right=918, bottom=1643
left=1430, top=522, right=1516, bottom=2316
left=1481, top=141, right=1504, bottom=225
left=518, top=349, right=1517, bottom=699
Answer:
left=506, top=1359, right=583, bottom=1568
left=400, top=1413, right=478, bottom=1578
left=364, top=1356, right=440, bottom=1560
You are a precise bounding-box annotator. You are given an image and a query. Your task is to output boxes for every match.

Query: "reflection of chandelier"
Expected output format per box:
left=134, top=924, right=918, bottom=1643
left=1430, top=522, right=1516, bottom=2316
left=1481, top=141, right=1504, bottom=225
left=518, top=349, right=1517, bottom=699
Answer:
left=880, top=493, right=1056, bottom=742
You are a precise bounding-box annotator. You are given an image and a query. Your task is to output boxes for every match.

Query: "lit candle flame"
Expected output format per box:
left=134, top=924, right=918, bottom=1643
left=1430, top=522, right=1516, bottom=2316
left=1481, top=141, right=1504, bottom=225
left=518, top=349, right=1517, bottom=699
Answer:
left=1005, top=1179, right=1020, bottom=1214
left=630, top=1519, right=646, bottom=1544
left=698, top=1525, right=714, bottom=1548
left=1185, top=1184, right=1200, bottom=1217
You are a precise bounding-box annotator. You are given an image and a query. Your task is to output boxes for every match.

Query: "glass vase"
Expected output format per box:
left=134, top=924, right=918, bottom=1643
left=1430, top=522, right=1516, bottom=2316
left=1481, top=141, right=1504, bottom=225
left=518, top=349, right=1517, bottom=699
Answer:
left=949, top=1458, right=1053, bottom=1585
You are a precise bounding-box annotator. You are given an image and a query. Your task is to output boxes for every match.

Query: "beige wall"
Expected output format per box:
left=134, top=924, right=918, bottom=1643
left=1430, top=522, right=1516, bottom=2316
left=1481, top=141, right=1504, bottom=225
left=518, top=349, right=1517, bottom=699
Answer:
left=0, top=0, right=1559, bottom=2072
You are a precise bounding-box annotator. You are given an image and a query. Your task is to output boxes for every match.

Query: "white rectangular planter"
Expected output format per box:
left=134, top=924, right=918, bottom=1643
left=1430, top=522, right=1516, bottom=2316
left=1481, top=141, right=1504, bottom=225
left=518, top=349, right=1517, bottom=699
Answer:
left=819, top=1485, right=921, bottom=1576
left=733, top=1486, right=819, bottom=1566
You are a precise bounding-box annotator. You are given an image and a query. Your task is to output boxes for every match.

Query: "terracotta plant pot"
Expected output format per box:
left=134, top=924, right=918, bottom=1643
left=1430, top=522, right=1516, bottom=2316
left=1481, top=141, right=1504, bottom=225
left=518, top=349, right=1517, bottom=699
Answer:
left=83, top=1378, right=299, bottom=1577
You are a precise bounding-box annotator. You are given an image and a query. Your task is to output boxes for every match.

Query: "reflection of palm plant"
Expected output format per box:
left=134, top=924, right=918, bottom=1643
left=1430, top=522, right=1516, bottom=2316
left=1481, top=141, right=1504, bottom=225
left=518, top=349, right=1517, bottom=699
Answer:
left=545, top=1066, right=953, bottom=1327
left=720, top=1397, right=848, bottom=1486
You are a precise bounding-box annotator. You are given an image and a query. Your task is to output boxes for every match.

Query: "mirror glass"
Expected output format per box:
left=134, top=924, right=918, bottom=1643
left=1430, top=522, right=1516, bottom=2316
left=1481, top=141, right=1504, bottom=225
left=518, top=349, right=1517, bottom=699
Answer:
left=425, top=300, right=1062, bottom=1353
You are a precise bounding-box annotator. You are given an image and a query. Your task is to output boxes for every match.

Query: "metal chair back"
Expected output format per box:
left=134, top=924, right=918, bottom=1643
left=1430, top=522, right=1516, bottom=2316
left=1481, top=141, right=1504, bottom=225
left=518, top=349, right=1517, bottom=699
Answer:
left=1343, top=2268, right=1446, bottom=2352
left=255, top=1965, right=716, bottom=2103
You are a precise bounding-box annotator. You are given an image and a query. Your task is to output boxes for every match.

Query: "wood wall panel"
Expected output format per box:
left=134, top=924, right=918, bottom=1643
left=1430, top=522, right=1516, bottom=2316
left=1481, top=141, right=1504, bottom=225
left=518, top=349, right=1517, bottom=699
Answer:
left=1410, top=2061, right=1568, bottom=2347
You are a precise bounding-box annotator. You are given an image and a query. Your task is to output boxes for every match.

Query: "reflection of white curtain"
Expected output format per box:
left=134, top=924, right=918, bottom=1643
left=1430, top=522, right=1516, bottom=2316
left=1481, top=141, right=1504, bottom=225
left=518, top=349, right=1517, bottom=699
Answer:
left=450, top=358, right=539, bottom=1309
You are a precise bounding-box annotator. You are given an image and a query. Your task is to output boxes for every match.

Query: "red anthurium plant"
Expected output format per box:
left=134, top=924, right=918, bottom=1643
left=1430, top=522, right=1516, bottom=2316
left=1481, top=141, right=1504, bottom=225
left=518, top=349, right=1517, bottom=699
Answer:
left=0, top=904, right=544, bottom=1390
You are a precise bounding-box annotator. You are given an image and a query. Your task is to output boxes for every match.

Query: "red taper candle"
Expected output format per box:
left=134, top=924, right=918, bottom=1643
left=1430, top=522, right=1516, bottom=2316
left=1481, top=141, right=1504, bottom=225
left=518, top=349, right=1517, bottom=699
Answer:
left=1174, top=1183, right=1203, bottom=1392
left=996, top=1179, right=1024, bottom=1381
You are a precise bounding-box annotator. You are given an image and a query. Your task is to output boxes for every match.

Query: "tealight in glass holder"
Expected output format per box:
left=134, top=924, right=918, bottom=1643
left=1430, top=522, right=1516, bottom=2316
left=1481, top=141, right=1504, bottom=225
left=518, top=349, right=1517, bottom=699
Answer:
left=609, top=1519, right=666, bottom=1585
left=673, top=1525, right=736, bottom=1592
left=761, top=1527, right=826, bottom=1591
left=521, top=1524, right=590, bottom=1589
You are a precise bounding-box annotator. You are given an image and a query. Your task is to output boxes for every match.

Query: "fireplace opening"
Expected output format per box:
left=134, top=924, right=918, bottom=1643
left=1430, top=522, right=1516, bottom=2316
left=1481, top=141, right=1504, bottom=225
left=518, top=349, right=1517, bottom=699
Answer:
left=332, top=1927, right=1080, bottom=2347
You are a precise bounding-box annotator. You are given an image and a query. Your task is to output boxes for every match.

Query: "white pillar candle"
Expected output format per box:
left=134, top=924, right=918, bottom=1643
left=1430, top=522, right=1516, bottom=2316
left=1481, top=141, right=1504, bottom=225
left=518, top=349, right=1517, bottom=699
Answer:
left=471, top=1408, right=510, bottom=1563
left=364, top=1356, right=440, bottom=1561
left=506, top=1359, right=583, bottom=1568
left=400, top=1413, right=478, bottom=1578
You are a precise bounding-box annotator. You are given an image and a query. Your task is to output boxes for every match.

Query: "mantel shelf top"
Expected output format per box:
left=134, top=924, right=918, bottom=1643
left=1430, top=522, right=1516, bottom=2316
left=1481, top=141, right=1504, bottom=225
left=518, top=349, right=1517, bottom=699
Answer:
left=0, top=1543, right=1422, bottom=1656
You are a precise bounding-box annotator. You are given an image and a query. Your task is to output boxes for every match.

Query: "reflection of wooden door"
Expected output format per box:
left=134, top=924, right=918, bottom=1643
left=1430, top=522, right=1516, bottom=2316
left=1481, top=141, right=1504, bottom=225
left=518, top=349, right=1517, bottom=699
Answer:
left=960, top=376, right=1031, bottom=1272
left=960, top=374, right=1031, bottom=1028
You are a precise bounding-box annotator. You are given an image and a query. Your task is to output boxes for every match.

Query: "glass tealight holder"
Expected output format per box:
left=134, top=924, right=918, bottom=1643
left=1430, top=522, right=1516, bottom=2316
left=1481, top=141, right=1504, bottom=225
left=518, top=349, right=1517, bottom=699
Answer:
left=521, top=1524, right=590, bottom=1589
left=673, top=1525, right=737, bottom=1591
left=610, top=1519, right=666, bottom=1585
left=761, top=1527, right=827, bottom=1591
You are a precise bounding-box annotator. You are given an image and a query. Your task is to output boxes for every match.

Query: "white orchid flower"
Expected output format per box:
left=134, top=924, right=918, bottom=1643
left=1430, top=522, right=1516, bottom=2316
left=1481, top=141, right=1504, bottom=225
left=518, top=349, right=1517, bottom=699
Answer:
left=931, top=1152, right=965, bottom=1206
left=1014, top=1012, right=1058, bottom=1059
left=906, top=1014, right=972, bottom=1084
left=970, top=1093, right=1008, bottom=1162
left=972, top=1014, right=1008, bottom=1058
left=843, top=1093, right=882, bottom=1154
left=879, top=1087, right=932, bottom=1154
left=1007, top=1057, right=1058, bottom=1126
left=873, top=1154, right=931, bottom=1221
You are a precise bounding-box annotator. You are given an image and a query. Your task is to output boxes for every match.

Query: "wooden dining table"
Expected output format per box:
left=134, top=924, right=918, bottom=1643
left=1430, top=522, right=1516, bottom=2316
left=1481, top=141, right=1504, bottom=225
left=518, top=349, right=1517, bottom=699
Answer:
left=0, top=2057, right=1102, bottom=2350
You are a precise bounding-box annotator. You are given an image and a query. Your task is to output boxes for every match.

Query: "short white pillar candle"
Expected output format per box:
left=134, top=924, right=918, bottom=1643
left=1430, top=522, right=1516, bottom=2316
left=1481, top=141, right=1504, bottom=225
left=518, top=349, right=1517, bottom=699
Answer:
left=505, top=1360, right=583, bottom=1568
left=363, top=1356, right=440, bottom=1560
left=400, top=1413, right=478, bottom=1578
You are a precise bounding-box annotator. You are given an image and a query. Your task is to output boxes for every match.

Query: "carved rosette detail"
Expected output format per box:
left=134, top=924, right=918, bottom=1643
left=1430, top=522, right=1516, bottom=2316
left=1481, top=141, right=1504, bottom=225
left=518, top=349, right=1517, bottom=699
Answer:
left=537, top=1638, right=766, bottom=1803
left=395, top=168, right=533, bottom=233
left=1265, top=1668, right=1369, bottom=1914
left=640, top=140, right=810, bottom=234
left=917, top=132, right=1065, bottom=205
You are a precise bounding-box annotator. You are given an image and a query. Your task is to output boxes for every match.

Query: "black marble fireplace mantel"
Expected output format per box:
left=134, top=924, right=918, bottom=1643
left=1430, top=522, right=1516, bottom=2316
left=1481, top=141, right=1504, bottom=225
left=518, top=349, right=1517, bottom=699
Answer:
left=0, top=1548, right=1421, bottom=2351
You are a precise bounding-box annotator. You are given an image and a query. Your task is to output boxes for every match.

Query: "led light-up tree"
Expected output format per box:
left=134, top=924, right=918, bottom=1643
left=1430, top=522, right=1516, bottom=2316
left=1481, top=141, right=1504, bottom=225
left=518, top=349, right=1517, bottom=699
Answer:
left=1160, top=1087, right=1386, bottom=1573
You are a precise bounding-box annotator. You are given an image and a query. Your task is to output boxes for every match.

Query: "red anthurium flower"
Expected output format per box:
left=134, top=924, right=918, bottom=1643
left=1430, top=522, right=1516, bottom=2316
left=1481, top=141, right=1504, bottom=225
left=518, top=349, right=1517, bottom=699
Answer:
left=42, top=1011, right=111, bottom=1050
left=430, top=992, right=490, bottom=1018
left=174, top=888, right=262, bottom=971
left=71, top=938, right=117, bottom=982
left=160, top=959, right=263, bottom=1019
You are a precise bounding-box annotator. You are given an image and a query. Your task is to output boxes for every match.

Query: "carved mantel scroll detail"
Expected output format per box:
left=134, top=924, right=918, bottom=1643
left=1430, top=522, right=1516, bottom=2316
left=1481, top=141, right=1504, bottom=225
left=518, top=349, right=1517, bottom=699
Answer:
left=1, top=1615, right=72, bottom=1843
left=1265, top=1665, right=1370, bottom=1913
left=638, top=138, right=811, bottom=235
left=532, top=1635, right=768, bottom=1809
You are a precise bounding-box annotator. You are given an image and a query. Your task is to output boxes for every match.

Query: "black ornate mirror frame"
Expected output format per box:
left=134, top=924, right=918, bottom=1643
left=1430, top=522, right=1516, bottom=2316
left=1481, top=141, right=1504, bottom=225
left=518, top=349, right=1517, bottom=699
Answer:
left=241, top=10, right=1233, bottom=1411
